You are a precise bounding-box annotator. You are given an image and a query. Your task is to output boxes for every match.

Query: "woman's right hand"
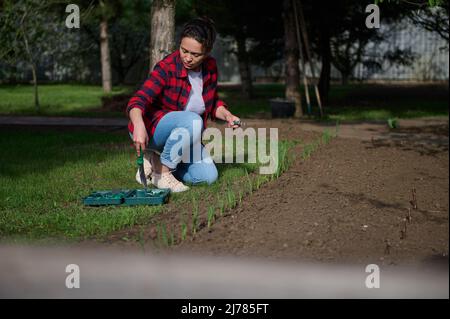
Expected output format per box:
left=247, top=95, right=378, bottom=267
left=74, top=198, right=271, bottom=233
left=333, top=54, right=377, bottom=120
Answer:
left=133, top=123, right=148, bottom=157
left=129, top=108, right=148, bottom=156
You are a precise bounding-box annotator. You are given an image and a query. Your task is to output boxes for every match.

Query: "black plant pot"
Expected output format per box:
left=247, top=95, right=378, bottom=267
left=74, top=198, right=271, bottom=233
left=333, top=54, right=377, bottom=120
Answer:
left=270, top=98, right=295, bottom=118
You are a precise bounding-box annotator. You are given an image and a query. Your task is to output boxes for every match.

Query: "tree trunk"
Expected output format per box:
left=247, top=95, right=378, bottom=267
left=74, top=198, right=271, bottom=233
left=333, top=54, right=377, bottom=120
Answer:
left=115, top=55, right=125, bottom=85
left=150, top=0, right=176, bottom=71
left=30, top=63, right=39, bottom=112
left=341, top=73, right=349, bottom=85
left=22, top=29, right=39, bottom=112
left=100, top=20, right=112, bottom=93
left=318, top=27, right=331, bottom=106
left=9, top=65, right=17, bottom=85
left=283, top=0, right=302, bottom=118
left=236, top=37, right=253, bottom=99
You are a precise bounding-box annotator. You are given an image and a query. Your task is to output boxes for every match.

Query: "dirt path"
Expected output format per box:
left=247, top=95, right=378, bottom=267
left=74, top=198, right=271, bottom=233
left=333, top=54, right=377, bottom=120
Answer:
left=167, top=120, right=449, bottom=267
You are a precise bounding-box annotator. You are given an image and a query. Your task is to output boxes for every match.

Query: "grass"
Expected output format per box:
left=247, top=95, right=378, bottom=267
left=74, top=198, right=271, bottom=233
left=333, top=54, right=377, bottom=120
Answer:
left=1, top=82, right=447, bottom=121
left=316, top=83, right=448, bottom=121
left=0, top=126, right=300, bottom=242
left=0, top=84, right=130, bottom=117
left=222, top=82, right=448, bottom=121
left=0, top=129, right=163, bottom=242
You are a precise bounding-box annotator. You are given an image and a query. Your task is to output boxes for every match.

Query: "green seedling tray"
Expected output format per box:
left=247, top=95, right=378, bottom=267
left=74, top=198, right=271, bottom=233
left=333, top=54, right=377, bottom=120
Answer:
left=83, top=188, right=170, bottom=206
left=83, top=189, right=132, bottom=206
left=123, top=189, right=170, bottom=206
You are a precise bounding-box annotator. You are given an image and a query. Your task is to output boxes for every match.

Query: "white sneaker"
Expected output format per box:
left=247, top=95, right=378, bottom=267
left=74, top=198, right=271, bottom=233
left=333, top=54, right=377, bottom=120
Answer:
left=135, top=152, right=153, bottom=185
left=152, top=172, right=189, bottom=193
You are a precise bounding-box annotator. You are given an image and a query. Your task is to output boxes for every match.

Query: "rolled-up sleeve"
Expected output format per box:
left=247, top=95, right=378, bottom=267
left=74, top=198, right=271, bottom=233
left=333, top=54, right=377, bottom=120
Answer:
left=210, top=62, right=228, bottom=121
left=211, top=90, right=227, bottom=121
left=126, top=62, right=167, bottom=116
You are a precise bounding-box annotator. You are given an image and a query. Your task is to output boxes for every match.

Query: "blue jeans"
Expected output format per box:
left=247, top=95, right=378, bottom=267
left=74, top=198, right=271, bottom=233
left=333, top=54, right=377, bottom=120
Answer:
left=132, top=111, right=218, bottom=185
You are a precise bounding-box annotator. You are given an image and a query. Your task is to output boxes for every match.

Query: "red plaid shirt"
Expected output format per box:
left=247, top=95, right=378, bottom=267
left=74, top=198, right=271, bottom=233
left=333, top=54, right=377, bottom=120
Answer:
left=126, top=50, right=227, bottom=136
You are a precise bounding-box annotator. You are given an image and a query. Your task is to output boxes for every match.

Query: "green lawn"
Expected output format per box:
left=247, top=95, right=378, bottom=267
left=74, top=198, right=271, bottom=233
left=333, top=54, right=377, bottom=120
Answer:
left=0, top=82, right=447, bottom=121
left=322, top=83, right=449, bottom=121
left=0, top=129, right=157, bottom=242
left=224, top=83, right=449, bottom=121
left=0, top=84, right=129, bottom=117
left=0, top=127, right=295, bottom=243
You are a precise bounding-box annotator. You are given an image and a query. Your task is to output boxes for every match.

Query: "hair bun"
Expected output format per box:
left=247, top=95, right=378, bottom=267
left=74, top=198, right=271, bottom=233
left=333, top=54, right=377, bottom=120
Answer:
left=181, top=16, right=217, bottom=52
left=199, top=16, right=215, bottom=28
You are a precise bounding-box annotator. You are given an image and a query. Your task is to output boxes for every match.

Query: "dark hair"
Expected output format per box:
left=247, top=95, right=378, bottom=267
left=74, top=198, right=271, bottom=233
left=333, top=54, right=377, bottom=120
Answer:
left=180, top=17, right=216, bottom=53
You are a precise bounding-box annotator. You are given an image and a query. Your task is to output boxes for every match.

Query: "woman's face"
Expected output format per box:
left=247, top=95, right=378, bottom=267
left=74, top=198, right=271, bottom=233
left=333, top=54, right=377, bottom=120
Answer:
left=179, top=37, right=208, bottom=71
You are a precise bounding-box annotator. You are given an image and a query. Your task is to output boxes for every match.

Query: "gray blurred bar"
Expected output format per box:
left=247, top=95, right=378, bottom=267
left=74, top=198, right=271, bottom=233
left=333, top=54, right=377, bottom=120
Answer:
left=0, top=245, right=447, bottom=299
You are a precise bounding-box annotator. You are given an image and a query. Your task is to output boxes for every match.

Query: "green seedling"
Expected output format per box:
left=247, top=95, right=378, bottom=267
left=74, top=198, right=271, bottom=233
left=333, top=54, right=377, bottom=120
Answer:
left=181, top=222, right=187, bottom=241
left=157, top=223, right=169, bottom=247
left=244, top=169, right=253, bottom=194
left=255, top=176, right=262, bottom=190
left=192, top=204, right=199, bottom=235
left=226, top=189, right=236, bottom=209
left=170, top=231, right=175, bottom=246
left=301, top=144, right=313, bottom=159
left=218, top=199, right=225, bottom=216
left=137, top=226, right=145, bottom=251
left=322, top=129, right=332, bottom=144
left=387, top=118, right=398, bottom=129
left=161, top=224, right=169, bottom=247
left=207, top=206, right=215, bottom=228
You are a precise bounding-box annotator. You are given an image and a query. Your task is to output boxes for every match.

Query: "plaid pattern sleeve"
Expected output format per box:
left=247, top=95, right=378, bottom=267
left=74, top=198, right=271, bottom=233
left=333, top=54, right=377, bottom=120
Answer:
left=126, top=62, right=167, bottom=115
left=211, top=89, right=227, bottom=121
left=210, top=60, right=227, bottom=121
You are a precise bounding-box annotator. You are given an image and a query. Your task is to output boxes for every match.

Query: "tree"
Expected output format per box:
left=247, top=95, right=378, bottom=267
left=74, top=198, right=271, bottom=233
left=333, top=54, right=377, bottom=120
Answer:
left=399, top=0, right=449, bottom=41
left=303, top=0, right=415, bottom=103
left=193, top=0, right=254, bottom=98
left=100, top=13, right=112, bottom=92
left=299, top=0, right=345, bottom=105
left=109, top=0, right=151, bottom=84
left=149, top=0, right=176, bottom=71
left=193, top=0, right=284, bottom=99
left=97, top=0, right=122, bottom=93
left=283, top=0, right=302, bottom=117
left=79, top=0, right=123, bottom=92
left=0, top=0, right=59, bottom=111
left=329, top=2, right=383, bottom=85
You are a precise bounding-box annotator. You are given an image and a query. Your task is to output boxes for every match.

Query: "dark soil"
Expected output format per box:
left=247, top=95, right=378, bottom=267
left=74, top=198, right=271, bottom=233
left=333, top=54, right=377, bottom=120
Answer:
left=172, top=135, right=449, bottom=267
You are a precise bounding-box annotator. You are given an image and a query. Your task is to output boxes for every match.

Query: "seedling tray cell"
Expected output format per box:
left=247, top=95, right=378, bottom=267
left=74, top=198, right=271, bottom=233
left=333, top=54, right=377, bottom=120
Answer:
left=124, top=189, right=170, bottom=206
left=83, top=190, right=132, bottom=206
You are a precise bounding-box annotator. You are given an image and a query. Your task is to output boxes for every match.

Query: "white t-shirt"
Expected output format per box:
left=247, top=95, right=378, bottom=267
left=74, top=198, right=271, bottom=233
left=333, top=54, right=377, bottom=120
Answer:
left=185, top=69, right=205, bottom=115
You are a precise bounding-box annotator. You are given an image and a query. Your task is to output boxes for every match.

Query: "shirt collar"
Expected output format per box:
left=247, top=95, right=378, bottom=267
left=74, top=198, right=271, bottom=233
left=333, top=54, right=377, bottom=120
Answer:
left=175, top=50, right=188, bottom=78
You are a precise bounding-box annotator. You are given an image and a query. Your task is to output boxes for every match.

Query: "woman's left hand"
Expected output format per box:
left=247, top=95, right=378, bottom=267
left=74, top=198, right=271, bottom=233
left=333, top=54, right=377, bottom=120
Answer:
left=225, top=114, right=241, bottom=129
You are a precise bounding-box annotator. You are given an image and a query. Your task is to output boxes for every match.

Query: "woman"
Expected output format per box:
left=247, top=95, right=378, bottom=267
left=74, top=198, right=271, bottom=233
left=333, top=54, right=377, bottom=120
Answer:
left=127, top=17, right=240, bottom=193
